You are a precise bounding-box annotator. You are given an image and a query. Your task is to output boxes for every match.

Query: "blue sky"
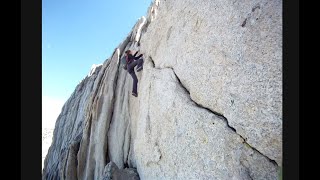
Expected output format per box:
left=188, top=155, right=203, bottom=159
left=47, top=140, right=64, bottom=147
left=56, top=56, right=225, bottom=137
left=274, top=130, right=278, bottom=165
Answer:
left=42, top=0, right=153, bottom=121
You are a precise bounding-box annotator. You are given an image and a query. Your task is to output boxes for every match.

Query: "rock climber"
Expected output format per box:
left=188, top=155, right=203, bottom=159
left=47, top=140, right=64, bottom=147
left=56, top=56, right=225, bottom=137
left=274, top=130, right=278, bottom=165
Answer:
left=124, top=49, right=144, bottom=97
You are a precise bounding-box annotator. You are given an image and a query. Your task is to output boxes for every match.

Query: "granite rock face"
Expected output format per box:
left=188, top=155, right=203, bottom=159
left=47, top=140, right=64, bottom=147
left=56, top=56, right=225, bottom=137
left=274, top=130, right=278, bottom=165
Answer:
left=43, top=0, right=282, bottom=179
left=140, top=0, right=282, bottom=165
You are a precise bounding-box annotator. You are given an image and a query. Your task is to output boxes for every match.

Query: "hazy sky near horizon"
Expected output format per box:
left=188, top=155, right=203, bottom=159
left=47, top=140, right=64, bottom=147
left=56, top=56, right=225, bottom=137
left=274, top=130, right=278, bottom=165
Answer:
left=42, top=0, right=153, bottom=127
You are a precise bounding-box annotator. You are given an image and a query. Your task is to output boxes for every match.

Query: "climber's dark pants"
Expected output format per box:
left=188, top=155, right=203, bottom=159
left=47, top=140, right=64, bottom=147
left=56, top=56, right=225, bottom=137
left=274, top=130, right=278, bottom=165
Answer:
left=127, top=59, right=143, bottom=94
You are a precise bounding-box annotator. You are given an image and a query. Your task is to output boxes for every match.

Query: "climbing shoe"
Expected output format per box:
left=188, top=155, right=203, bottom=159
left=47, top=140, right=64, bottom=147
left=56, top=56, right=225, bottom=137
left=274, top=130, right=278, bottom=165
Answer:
left=137, top=66, right=143, bottom=72
left=136, top=66, right=143, bottom=72
left=132, top=92, right=138, bottom=97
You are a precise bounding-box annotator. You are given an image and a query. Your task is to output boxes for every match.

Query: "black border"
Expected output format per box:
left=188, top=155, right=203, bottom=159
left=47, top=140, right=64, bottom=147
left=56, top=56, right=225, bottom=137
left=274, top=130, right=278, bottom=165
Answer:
left=298, top=0, right=304, bottom=179
left=21, top=0, right=42, bottom=178
left=283, top=0, right=299, bottom=179
left=15, top=0, right=21, bottom=179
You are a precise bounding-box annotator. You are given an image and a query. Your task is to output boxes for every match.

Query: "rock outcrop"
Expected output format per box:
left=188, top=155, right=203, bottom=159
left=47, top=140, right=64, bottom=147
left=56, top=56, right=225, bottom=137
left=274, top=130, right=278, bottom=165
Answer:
left=102, top=161, right=139, bottom=180
left=43, top=0, right=282, bottom=179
